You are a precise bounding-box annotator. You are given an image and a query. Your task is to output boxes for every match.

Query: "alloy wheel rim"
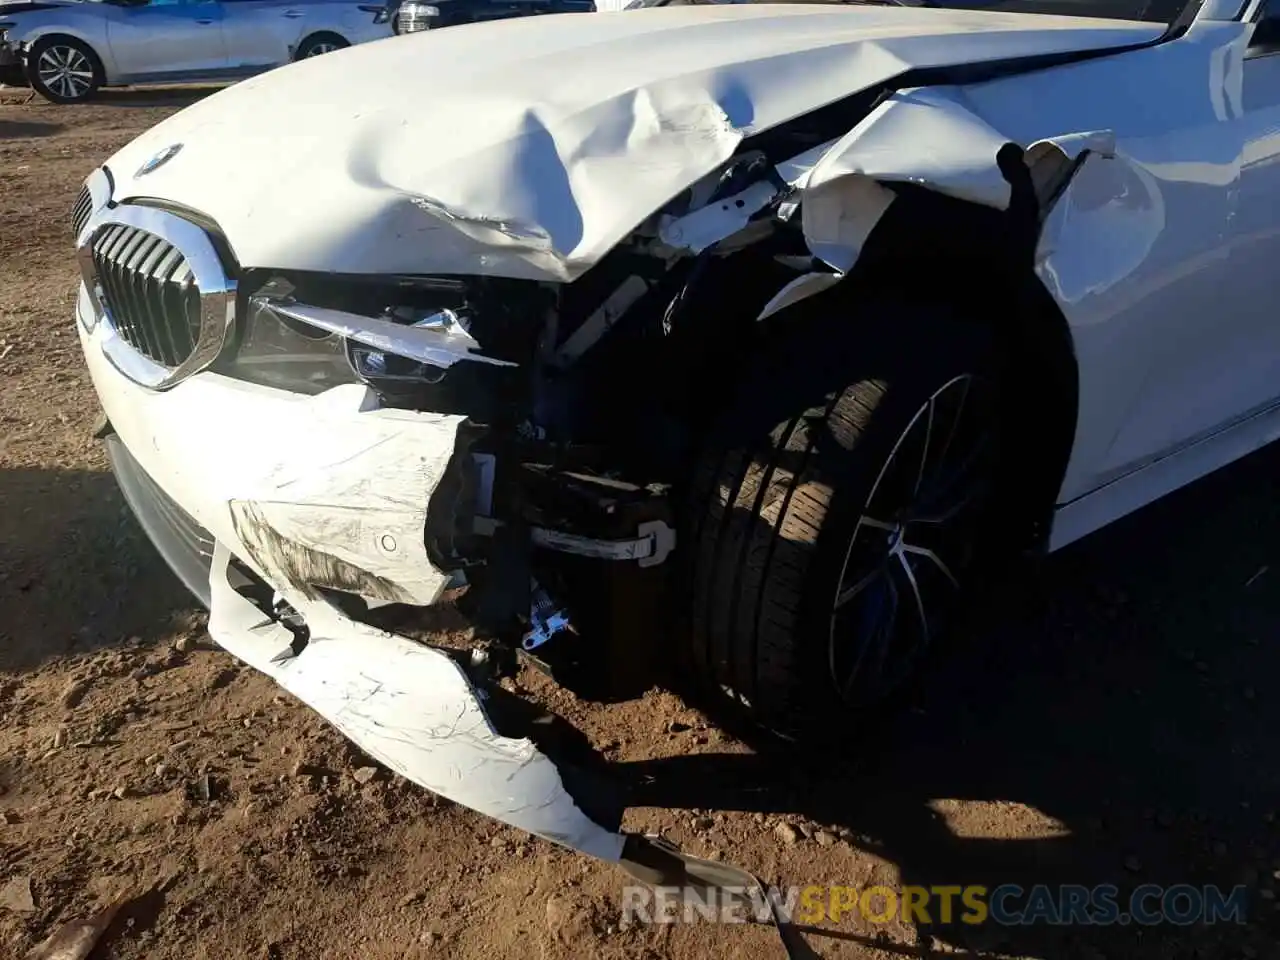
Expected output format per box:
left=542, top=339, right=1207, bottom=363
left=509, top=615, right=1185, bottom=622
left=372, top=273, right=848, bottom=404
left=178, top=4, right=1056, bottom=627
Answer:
left=827, top=373, right=994, bottom=704
left=38, top=46, right=92, bottom=99
left=307, top=42, right=338, bottom=56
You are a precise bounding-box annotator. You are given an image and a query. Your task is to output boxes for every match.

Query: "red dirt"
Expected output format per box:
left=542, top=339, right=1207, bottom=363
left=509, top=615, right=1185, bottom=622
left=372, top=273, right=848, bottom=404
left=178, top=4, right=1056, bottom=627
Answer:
left=2, top=83, right=1279, bottom=960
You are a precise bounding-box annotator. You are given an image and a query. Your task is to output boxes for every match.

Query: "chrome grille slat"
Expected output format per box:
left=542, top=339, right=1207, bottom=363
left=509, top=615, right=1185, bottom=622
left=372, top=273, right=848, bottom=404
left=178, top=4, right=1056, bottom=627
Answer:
left=71, top=185, right=93, bottom=237
left=143, top=244, right=184, bottom=365
left=128, top=235, right=168, bottom=363
left=89, top=222, right=208, bottom=371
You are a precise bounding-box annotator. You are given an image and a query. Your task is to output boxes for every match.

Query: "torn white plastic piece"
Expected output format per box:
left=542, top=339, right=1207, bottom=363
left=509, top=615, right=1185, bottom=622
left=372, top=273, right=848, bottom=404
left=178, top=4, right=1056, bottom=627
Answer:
left=757, top=272, right=844, bottom=321
left=264, top=299, right=516, bottom=370
left=801, top=175, right=898, bottom=275
left=658, top=179, right=781, bottom=254
left=206, top=542, right=626, bottom=860
left=788, top=85, right=1118, bottom=286
left=553, top=275, right=652, bottom=368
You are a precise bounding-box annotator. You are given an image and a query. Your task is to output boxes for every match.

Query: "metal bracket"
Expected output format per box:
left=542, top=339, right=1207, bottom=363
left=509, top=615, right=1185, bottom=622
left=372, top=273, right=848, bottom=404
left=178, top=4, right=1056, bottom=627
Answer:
left=527, top=520, right=676, bottom=567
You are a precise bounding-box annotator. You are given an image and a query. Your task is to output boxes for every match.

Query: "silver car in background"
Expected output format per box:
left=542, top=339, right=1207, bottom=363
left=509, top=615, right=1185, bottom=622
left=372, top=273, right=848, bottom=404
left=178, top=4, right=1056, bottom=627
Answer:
left=0, top=0, right=393, bottom=103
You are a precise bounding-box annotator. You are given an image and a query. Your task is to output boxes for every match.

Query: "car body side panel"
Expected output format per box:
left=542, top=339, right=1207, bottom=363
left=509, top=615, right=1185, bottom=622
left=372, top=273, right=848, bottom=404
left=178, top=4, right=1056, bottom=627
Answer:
left=960, top=20, right=1261, bottom=503
left=220, top=0, right=391, bottom=69
left=104, top=0, right=230, bottom=81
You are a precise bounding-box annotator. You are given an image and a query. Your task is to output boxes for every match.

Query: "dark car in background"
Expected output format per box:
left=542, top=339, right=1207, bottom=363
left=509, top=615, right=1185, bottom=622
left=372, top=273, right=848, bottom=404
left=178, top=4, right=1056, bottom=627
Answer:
left=389, top=0, right=595, bottom=34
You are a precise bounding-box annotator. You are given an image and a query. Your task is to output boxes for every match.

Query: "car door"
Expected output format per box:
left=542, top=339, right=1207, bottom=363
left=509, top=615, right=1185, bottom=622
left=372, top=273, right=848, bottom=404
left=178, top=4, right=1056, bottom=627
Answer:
left=1084, top=7, right=1280, bottom=486
left=463, top=0, right=534, bottom=23
left=103, top=0, right=229, bottom=80
left=218, top=0, right=298, bottom=70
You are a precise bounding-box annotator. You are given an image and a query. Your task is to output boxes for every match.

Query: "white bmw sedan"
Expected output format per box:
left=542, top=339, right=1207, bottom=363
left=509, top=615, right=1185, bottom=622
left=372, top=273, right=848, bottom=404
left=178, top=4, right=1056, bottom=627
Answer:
left=66, top=0, right=1280, bottom=883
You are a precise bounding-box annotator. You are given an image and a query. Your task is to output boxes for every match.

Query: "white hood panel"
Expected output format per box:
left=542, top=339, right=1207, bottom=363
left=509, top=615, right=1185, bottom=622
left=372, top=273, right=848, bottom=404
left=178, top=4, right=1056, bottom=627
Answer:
left=105, top=5, right=1162, bottom=280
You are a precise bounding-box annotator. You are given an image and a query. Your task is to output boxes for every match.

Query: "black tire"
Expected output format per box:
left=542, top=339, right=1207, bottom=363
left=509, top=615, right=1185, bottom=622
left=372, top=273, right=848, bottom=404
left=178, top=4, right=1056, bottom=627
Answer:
left=684, top=295, right=1002, bottom=737
left=25, top=36, right=103, bottom=104
left=295, top=32, right=350, bottom=60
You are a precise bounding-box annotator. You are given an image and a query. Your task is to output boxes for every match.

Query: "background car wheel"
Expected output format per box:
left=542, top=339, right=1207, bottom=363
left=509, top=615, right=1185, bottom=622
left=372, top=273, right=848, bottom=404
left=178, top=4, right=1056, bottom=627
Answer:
left=683, top=295, right=1003, bottom=739
left=295, top=33, right=350, bottom=59
left=25, top=36, right=102, bottom=104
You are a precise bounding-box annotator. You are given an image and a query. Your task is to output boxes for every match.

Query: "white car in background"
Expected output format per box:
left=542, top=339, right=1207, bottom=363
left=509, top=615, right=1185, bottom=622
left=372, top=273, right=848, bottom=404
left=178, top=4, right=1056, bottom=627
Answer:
left=0, top=0, right=392, bottom=103
left=67, top=0, right=1280, bottom=890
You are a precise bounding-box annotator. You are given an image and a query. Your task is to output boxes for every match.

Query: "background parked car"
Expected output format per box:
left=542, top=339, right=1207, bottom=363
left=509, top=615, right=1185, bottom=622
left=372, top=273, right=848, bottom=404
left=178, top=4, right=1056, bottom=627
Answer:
left=390, top=0, right=594, bottom=35
left=0, top=0, right=393, bottom=104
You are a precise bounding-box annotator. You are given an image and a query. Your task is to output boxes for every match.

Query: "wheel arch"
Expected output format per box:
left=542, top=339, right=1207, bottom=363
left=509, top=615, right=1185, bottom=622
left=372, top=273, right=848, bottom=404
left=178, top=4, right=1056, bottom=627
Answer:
left=22, top=30, right=107, bottom=94
left=293, top=30, right=349, bottom=59
left=776, top=181, right=1081, bottom=558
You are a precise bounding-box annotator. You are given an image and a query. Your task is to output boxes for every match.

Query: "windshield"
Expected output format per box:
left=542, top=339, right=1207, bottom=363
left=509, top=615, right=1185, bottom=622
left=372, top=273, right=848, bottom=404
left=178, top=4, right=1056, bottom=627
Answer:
left=620, top=0, right=1188, bottom=25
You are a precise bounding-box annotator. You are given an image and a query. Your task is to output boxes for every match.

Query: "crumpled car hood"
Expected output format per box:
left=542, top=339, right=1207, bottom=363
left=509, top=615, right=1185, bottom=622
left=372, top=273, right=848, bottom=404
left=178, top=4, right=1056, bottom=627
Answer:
left=104, top=4, right=1162, bottom=281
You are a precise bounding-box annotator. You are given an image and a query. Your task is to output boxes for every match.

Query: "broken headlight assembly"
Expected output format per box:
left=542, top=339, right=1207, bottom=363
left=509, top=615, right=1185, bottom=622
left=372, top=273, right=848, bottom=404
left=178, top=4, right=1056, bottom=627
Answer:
left=222, top=277, right=530, bottom=413
left=221, top=294, right=360, bottom=395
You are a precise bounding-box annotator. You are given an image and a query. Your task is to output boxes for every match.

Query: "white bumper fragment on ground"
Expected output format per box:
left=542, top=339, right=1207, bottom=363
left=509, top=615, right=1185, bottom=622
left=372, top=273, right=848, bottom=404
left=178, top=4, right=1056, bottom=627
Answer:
left=206, top=542, right=625, bottom=860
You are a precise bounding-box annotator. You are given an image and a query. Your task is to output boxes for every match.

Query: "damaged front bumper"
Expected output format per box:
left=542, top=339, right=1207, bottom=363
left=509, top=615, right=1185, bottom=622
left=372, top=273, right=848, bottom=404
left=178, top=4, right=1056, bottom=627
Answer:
left=78, top=293, right=645, bottom=863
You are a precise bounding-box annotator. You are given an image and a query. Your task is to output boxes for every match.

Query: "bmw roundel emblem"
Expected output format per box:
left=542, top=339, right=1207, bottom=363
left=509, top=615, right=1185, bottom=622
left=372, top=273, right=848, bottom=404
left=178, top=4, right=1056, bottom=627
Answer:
left=135, top=143, right=183, bottom=178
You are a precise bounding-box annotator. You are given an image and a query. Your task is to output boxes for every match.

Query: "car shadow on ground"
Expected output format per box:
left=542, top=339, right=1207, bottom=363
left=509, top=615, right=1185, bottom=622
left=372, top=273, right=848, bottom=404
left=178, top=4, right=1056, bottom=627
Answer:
left=0, top=466, right=198, bottom=674
left=621, top=443, right=1280, bottom=959
left=0, top=119, right=65, bottom=140
left=90, top=86, right=224, bottom=109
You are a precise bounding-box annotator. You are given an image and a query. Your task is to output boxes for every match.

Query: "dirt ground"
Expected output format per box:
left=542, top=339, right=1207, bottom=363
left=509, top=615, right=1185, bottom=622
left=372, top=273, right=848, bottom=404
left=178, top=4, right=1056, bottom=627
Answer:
left=2, top=83, right=1280, bottom=960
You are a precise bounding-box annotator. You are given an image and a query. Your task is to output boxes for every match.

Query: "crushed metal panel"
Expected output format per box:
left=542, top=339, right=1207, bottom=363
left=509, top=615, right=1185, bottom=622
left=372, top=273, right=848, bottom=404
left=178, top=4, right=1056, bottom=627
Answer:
left=206, top=542, right=628, bottom=861
left=99, top=5, right=1164, bottom=279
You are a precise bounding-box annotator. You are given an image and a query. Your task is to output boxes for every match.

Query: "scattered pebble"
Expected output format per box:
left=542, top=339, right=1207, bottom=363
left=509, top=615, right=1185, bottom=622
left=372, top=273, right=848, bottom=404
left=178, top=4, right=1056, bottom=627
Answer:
left=352, top=767, right=379, bottom=786
left=192, top=775, right=215, bottom=804
left=52, top=727, right=68, bottom=749
left=206, top=668, right=236, bottom=692
left=814, top=830, right=837, bottom=847
left=155, top=763, right=172, bottom=779
left=174, top=634, right=199, bottom=653
left=774, top=822, right=800, bottom=845
left=112, top=785, right=130, bottom=800
left=0, top=876, right=35, bottom=913
left=61, top=678, right=90, bottom=709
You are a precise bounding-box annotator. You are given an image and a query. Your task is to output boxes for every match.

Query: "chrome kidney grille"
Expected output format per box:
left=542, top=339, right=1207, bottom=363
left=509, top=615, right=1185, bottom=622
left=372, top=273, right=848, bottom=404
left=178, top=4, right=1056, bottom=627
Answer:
left=76, top=203, right=236, bottom=390
left=91, top=225, right=202, bottom=367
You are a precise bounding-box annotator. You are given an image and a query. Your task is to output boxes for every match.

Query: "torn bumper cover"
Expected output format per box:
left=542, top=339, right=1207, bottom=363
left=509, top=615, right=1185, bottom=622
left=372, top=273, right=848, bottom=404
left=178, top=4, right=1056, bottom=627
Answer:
left=77, top=298, right=631, bottom=862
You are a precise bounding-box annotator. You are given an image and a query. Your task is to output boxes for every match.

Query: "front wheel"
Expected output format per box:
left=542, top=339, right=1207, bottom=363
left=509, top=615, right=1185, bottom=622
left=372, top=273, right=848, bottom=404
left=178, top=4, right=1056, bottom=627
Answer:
left=26, top=36, right=102, bottom=104
left=295, top=33, right=349, bottom=59
left=684, top=296, right=1003, bottom=738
